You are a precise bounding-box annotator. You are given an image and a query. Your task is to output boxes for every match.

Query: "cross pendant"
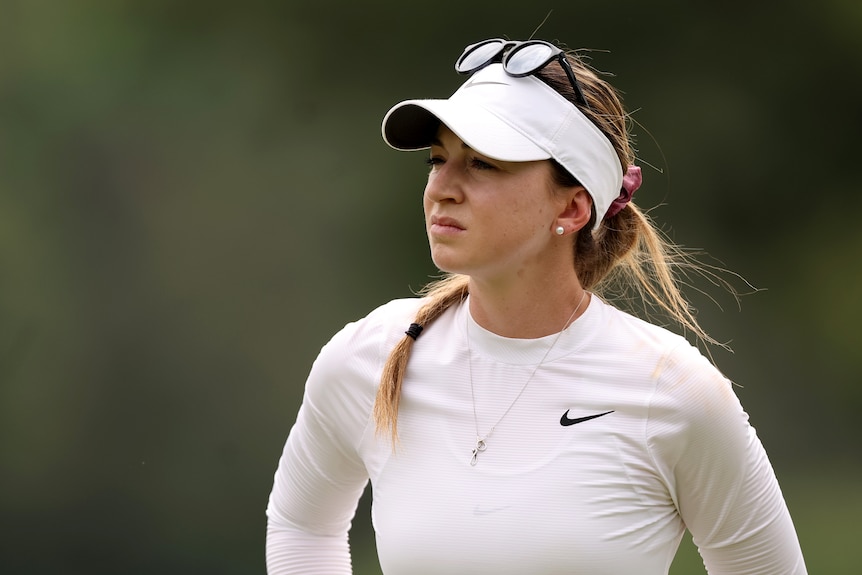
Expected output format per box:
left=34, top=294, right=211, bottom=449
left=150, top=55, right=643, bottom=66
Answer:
left=470, top=438, right=487, bottom=466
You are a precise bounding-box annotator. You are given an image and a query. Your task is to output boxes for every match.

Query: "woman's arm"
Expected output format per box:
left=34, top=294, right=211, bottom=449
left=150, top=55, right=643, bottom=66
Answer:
left=648, top=346, right=807, bottom=575
left=265, top=400, right=369, bottom=574
left=266, top=320, right=380, bottom=575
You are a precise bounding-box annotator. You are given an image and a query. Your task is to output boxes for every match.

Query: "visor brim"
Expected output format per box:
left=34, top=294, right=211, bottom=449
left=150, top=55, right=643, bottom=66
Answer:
left=382, top=100, right=552, bottom=163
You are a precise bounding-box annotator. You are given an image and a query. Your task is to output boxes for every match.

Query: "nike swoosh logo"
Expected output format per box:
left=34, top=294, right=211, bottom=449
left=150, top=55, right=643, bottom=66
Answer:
left=560, top=410, right=614, bottom=426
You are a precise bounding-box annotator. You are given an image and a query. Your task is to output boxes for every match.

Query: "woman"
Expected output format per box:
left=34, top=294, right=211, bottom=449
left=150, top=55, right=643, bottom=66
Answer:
left=266, top=38, right=807, bottom=574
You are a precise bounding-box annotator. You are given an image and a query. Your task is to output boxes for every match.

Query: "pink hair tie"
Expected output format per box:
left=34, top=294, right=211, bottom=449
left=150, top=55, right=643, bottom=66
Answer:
left=605, top=165, right=642, bottom=219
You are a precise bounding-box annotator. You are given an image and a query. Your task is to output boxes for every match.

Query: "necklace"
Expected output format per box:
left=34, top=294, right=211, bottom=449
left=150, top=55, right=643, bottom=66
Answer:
left=466, top=290, right=589, bottom=466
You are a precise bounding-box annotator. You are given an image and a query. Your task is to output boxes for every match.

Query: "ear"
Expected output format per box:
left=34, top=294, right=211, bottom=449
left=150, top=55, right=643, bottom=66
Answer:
left=553, top=187, right=593, bottom=236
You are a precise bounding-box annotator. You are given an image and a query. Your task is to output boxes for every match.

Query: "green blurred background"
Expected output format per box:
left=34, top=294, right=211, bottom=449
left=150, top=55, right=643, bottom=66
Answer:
left=1, top=0, right=859, bottom=573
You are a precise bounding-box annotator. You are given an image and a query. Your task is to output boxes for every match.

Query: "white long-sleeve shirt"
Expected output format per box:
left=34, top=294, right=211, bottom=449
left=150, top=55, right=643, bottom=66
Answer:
left=266, top=296, right=807, bottom=574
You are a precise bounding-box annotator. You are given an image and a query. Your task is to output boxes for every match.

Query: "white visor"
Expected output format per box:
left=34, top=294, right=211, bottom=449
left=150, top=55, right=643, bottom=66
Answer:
left=381, top=64, right=624, bottom=230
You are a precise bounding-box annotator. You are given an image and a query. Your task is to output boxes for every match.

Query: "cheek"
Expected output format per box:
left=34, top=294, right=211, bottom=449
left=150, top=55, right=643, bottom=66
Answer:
left=509, top=199, right=552, bottom=231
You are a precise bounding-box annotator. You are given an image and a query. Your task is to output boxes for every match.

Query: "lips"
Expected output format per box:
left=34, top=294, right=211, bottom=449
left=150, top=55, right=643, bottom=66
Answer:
left=430, top=215, right=465, bottom=231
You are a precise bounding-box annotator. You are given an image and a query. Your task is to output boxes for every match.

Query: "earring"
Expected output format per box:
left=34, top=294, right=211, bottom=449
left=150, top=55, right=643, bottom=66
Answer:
left=555, top=226, right=565, bottom=236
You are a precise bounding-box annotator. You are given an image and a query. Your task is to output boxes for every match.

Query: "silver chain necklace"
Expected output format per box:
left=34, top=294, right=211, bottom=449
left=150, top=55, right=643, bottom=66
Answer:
left=466, top=290, right=589, bottom=466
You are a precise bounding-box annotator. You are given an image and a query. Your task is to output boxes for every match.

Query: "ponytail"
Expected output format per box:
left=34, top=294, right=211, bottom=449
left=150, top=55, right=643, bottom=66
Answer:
left=372, top=274, right=469, bottom=446
left=582, top=202, right=726, bottom=349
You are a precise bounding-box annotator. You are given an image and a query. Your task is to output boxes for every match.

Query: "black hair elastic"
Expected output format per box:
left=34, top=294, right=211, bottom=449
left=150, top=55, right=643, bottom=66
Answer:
left=405, top=323, right=424, bottom=340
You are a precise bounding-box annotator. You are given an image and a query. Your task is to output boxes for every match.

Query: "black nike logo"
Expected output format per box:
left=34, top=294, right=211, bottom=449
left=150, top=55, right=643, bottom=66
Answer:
left=560, top=410, right=614, bottom=426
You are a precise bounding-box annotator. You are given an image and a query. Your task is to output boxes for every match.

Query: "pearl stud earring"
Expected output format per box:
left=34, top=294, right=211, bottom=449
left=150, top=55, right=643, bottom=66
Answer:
left=555, top=226, right=565, bottom=236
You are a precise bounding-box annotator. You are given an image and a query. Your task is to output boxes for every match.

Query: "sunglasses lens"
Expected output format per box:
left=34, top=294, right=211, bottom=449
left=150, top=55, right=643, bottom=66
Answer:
left=505, top=43, right=555, bottom=75
left=457, top=41, right=504, bottom=72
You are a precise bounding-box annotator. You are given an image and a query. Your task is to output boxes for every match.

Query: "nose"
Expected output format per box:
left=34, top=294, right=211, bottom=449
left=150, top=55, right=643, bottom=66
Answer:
left=424, top=161, right=465, bottom=205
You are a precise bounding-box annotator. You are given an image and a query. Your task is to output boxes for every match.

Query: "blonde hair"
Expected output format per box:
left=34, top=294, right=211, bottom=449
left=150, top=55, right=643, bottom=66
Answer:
left=373, top=49, right=727, bottom=445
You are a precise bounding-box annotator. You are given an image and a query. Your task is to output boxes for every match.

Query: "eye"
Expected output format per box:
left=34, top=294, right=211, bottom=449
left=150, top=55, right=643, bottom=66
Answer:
left=426, top=156, right=444, bottom=169
left=469, top=157, right=496, bottom=170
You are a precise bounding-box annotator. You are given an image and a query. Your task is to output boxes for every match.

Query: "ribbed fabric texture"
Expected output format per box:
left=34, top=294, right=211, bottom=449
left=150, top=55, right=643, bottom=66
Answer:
left=265, top=296, right=807, bottom=574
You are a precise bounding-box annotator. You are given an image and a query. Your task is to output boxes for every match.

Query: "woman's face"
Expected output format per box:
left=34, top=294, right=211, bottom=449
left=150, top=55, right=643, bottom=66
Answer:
left=423, top=125, right=573, bottom=284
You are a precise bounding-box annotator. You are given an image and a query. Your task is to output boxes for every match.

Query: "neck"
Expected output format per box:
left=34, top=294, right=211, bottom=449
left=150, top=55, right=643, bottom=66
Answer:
left=467, top=271, right=589, bottom=339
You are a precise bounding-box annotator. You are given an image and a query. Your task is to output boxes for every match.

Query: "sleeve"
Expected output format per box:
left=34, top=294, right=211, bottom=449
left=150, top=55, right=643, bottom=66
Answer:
left=647, top=345, right=807, bottom=575
left=265, top=319, right=382, bottom=575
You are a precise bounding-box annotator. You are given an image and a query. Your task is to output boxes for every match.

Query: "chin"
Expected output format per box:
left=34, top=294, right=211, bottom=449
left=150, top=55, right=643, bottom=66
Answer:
left=429, top=251, right=469, bottom=276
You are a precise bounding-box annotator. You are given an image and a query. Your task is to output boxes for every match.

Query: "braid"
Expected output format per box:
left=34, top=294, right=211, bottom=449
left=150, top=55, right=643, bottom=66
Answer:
left=373, top=274, right=469, bottom=446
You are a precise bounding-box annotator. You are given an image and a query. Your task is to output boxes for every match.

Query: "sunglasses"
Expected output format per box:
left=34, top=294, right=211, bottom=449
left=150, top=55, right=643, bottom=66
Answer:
left=455, top=39, right=588, bottom=108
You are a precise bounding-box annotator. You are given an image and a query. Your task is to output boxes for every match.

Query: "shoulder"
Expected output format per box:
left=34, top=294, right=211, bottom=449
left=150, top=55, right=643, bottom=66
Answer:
left=306, top=297, right=425, bottom=395
left=326, top=297, right=425, bottom=356
left=583, top=297, right=703, bottom=384
left=592, top=301, right=756, bottom=481
left=590, top=296, right=692, bottom=355
left=588, top=297, right=734, bottom=412
left=299, top=297, right=426, bottom=443
left=600, top=301, right=748, bottom=459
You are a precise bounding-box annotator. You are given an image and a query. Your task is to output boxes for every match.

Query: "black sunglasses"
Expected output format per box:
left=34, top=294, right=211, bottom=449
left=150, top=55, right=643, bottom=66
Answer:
left=455, top=39, right=588, bottom=108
